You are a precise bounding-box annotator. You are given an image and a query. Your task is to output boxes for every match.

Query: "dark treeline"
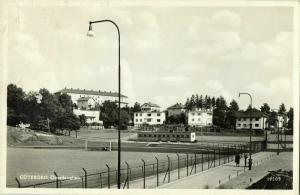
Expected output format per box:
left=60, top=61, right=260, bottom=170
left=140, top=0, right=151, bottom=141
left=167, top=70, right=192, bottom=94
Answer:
left=7, top=84, right=80, bottom=133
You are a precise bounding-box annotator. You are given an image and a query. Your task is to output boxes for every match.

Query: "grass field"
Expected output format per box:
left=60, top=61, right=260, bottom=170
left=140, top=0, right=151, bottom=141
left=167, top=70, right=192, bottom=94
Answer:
left=6, top=147, right=175, bottom=187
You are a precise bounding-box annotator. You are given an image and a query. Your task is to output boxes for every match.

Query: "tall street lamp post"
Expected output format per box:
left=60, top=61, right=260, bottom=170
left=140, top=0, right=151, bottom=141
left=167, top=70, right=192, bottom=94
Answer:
left=239, top=92, right=253, bottom=170
left=87, top=20, right=122, bottom=189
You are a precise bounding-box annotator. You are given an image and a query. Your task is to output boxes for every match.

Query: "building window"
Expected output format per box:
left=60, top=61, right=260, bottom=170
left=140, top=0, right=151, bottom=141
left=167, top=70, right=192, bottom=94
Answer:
left=186, top=135, right=190, bottom=138
left=136, top=119, right=138, bottom=122
left=243, top=124, right=246, bottom=127
left=157, top=113, right=161, bottom=116
left=140, top=119, right=142, bottom=122
left=147, top=113, right=151, bottom=117
left=147, top=119, right=151, bottom=122
left=192, top=119, right=194, bottom=121
left=255, top=124, right=259, bottom=127
left=198, top=113, right=201, bottom=116
left=158, top=134, right=161, bottom=137
left=255, top=118, right=259, bottom=121
left=136, top=113, right=138, bottom=117
left=238, top=124, right=241, bottom=127
left=140, top=113, right=142, bottom=116
left=167, top=135, right=169, bottom=137
left=163, top=134, right=165, bottom=137
left=177, top=135, right=180, bottom=138
left=192, top=113, right=195, bottom=116
left=157, top=119, right=161, bottom=122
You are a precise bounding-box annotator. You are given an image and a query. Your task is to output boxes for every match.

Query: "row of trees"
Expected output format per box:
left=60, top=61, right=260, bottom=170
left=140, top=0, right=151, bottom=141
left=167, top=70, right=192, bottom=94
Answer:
left=7, top=84, right=80, bottom=133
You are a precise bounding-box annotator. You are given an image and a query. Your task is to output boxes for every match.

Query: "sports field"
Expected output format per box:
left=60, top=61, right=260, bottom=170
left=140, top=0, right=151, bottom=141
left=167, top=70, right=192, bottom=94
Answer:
left=6, top=147, right=174, bottom=187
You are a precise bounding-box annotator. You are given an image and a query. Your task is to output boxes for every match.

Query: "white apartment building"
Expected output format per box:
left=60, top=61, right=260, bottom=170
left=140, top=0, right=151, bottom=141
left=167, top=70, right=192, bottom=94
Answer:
left=235, top=110, right=268, bottom=130
left=134, top=102, right=166, bottom=126
left=56, top=88, right=128, bottom=108
left=188, top=108, right=213, bottom=126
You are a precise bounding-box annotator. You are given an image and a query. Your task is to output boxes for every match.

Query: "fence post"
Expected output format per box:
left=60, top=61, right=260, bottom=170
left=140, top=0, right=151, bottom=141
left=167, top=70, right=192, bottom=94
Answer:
left=194, top=153, right=197, bottom=173
left=227, top=146, right=230, bottom=163
left=201, top=152, right=204, bottom=171
left=82, top=168, right=87, bottom=188
left=125, top=161, right=130, bottom=189
left=167, top=155, right=170, bottom=183
left=176, top=153, right=180, bottom=179
left=141, top=159, right=146, bottom=189
left=53, top=172, right=59, bottom=188
left=207, top=150, right=210, bottom=169
left=218, top=148, right=221, bottom=165
left=155, top=157, right=159, bottom=187
left=15, top=177, right=21, bottom=188
left=99, top=173, right=102, bottom=188
left=186, top=153, right=189, bottom=176
left=105, top=164, right=110, bottom=189
left=213, top=149, right=216, bottom=167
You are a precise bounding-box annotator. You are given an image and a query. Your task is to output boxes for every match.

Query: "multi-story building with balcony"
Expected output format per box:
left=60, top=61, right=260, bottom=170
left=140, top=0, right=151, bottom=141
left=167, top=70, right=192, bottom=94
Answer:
left=134, top=102, right=166, bottom=126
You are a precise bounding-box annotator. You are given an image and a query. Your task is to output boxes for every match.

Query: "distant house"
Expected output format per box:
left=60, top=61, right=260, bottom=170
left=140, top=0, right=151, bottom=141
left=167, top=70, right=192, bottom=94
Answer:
left=188, top=108, right=213, bottom=127
left=141, top=102, right=161, bottom=112
left=73, top=97, right=103, bottom=127
left=167, top=103, right=186, bottom=117
left=77, top=97, right=96, bottom=110
left=234, top=109, right=268, bottom=130
left=134, top=102, right=166, bottom=127
left=56, top=87, right=128, bottom=108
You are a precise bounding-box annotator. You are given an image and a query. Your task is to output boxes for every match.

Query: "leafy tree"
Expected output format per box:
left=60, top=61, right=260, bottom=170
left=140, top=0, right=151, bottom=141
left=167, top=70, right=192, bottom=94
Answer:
left=226, top=100, right=239, bottom=129
left=7, top=84, right=27, bottom=125
left=260, top=103, right=271, bottom=114
left=229, top=100, right=239, bottom=112
left=132, top=102, right=141, bottom=112
left=287, top=107, right=293, bottom=130
left=166, top=113, right=186, bottom=124
left=213, top=96, right=228, bottom=128
left=278, top=103, right=286, bottom=115
left=100, top=100, right=130, bottom=129
left=79, top=114, right=87, bottom=126
left=205, top=96, right=212, bottom=109
left=211, top=97, right=216, bottom=108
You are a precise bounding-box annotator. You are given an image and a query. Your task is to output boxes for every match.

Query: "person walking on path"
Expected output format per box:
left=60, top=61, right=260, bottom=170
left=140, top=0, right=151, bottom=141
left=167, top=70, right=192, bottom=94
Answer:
left=235, top=154, right=241, bottom=167
left=244, top=153, right=248, bottom=167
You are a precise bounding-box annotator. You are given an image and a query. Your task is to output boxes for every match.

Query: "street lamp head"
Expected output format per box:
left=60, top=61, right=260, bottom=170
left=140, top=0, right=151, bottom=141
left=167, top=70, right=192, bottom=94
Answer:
left=87, top=23, right=94, bottom=37
left=238, top=93, right=241, bottom=97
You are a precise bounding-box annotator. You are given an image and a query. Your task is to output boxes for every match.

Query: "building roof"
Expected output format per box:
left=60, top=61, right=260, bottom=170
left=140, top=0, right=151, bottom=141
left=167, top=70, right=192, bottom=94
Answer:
left=167, top=103, right=185, bottom=110
left=234, top=109, right=269, bottom=118
left=77, top=97, right=91, bottom=101
left=57, top=88, right=127, bottom=98
left=141, top=102, right=160, bottom=108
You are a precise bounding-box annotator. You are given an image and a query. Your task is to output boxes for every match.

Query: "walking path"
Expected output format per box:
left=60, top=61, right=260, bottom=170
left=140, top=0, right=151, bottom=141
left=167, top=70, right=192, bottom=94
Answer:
left=112, top=151, right=278, bottom=189
left=157, top=152, right=276, bottom=189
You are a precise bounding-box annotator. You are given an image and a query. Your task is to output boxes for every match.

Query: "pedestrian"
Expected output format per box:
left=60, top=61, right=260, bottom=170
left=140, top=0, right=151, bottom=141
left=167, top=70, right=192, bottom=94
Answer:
left=236, top=154, right=240, bottom=167
left=244, top=153, right=248, bottom=167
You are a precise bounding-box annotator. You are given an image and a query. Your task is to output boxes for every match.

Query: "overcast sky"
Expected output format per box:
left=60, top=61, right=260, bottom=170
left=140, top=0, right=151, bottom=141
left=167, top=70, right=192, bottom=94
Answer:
left=7, top=4, right=294, bottom=110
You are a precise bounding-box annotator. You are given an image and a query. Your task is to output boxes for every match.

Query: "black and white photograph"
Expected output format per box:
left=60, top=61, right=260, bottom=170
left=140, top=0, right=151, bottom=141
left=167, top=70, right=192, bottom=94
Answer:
left=0, top=0, right=299, bottom=194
